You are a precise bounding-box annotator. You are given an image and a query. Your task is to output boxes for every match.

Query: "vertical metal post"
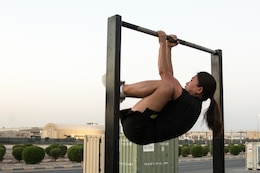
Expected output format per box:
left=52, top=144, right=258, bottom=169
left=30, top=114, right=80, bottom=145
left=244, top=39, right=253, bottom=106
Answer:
left=105, top=15, right=121, bottom=173
left=211, top=50, right=225, bottom=173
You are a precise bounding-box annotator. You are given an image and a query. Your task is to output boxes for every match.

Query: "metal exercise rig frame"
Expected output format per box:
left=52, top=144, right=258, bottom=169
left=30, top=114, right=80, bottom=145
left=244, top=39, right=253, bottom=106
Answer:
left=105, top=14, right=224, bottom=173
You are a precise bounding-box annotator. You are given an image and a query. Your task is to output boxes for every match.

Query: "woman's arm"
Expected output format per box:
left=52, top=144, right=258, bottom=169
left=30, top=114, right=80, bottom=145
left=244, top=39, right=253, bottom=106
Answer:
left=158, top=31, right=178, bottom=80
left=166, top=34, right=178, bottom=76
left=166, top=45, right=173, bottom=76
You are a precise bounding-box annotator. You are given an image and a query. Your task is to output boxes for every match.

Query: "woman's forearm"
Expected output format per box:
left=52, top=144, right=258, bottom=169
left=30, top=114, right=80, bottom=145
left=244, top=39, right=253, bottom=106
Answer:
left=158, top=42, right=168, bottom=77
left=166, top=46, right=173, bottom=76
left=157, top=31, right=172, bottom=78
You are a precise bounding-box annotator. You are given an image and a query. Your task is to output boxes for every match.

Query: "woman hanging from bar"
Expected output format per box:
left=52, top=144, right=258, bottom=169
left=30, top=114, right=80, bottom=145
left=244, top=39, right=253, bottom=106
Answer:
left=104, top=31, right=223, bottom=145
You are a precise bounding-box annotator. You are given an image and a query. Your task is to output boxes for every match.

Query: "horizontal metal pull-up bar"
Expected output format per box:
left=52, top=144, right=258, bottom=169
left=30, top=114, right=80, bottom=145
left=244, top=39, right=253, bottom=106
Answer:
left=122, top=21, right=217, bottom=55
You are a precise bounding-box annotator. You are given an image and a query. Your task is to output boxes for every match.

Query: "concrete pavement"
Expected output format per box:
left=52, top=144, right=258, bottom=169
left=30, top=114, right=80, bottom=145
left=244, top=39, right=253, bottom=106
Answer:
left=0, top=158, right=82, bottom=172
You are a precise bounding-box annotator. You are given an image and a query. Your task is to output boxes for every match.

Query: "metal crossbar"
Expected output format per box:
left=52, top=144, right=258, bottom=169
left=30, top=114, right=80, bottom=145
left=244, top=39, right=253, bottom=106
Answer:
left=122, top=21, right=217, bottom=54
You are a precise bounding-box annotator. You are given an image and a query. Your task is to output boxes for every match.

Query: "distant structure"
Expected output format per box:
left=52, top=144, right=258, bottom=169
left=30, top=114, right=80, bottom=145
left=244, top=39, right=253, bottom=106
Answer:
left=0, top=127, right=41, bottom=138
left=0, top=123, right=259, bottom=142
left=41, top=123, right=104, bottom=139
left=179, top=131, right=248, bottom=141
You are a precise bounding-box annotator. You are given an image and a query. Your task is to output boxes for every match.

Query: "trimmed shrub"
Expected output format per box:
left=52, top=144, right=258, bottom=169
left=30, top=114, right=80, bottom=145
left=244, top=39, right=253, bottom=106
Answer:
left=45, top=144, right=67, bottom=159
left=12, top=147, right=24, bottom=162
left=45, top=146, right=52, bottom=157
left=224, top=146, right=229, bottom=154
left=76, top=144, right=83, bottom=148
left=45, top=144, right=60, bottom=157
left=0, top=144, right=6, bottom=154
left=0, top=147, right=6, bottom=162
left=202, top=146, right=209, bottom=156
left=190, top=145, right=203, bottom=157
left=67, top=145, right=83, bottom=162
left=49, top=148, right=61, bottom=161
left=181, top=146, right=190, bottom=157
left=229, top=145, right=241, bottom=155
left=178, top=146, right=181, bottom=156
left=24, top=143, right=33, bottom=148
left=13, top=144, right=25, bottom=150
left=238, top=144, right=245, bottom=152
left=22, top=146, right=45, bottom=164
left=228, top=144, right=234, bottom=151
left=58, top=145, right=67, bottom=157
left=0, top=144, right=6, bottom=149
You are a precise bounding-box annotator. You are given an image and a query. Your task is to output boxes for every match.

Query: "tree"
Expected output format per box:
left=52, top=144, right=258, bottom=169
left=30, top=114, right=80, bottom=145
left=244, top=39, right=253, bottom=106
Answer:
left=49, top=148, right=61, bottom=161
left=190, top=145, right=203, bottom=157
left=202, top=145, right=209, bottom=156
left=0, top=147, right=6, bottom=162
left=67, top=145, right=83, bottom=162
left=45, top=144, right=60, bottom=157
left=58, top=145, right=67, bottom=157
left=229, top=145, right=241, bottom=156
left=181, top=146, right=190, bottom=157
left=12, top=147, right=24, bottom=162
left=23, top=146, right=45, bottom=164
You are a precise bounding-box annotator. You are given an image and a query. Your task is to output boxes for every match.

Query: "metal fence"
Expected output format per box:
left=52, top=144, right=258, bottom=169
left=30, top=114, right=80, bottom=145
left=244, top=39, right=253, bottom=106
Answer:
left=0, top=137, right=83, bottom=145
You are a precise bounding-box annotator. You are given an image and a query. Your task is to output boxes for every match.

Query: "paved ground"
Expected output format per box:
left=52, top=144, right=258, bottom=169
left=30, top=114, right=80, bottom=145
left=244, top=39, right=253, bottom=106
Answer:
left=179, top=152, right=245, bottom=162
left=0, top=158, right=82, bottom=171
left=1, top=154, right=247, bottom=172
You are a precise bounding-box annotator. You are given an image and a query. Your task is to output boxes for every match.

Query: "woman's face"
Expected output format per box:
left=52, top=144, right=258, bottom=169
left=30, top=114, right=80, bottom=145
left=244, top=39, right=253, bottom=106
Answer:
left=185, top=75, right=203, bottom=97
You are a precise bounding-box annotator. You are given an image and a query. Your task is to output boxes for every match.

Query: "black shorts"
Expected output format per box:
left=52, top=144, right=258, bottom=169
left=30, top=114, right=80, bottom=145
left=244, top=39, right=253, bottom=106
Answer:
left=120, top=108, right=158, bottom=145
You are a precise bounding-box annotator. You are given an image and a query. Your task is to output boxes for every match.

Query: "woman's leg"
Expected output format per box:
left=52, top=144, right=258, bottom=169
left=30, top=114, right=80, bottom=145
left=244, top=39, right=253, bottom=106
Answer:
left=123, top=80, right=160, bottom=98
left=123, top=80, right=173, bottom=112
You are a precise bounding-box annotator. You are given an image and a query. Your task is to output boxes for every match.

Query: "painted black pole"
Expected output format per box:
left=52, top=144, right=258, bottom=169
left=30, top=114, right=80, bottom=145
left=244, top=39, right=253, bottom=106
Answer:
left=212, top=50, right=225, bottom=173
left=105, top=15, right=121, bottom=173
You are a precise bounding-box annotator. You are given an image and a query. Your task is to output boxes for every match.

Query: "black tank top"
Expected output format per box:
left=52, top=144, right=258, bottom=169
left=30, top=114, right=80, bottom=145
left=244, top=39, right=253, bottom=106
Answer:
left=154, top=89, right=202, bottom=142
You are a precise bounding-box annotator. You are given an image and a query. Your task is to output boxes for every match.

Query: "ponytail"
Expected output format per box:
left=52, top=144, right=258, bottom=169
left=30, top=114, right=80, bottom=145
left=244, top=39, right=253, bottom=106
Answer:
left=204, top=97, right=223, bottom=138
left=197, top=72, right=223, bottom=138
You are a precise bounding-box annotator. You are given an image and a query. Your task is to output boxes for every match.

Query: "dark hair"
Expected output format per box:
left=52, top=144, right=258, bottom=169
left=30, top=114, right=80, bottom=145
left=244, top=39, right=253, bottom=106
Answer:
left=197, top=72, right=223, bottom=138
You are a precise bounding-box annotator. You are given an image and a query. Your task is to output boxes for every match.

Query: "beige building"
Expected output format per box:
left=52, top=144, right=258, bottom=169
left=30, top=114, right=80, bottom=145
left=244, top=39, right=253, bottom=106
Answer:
left=179, top=130, right=250, bottom=141
left=0, top=127, right=41, bottom=138
left=246, top=131, right=259, bottom=139
left=41, top=123, right=104, bottom=139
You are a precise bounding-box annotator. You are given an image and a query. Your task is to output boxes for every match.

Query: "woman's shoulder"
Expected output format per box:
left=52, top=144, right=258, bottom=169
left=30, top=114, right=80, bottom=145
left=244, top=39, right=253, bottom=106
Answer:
left=170, top=77, right=183, bottom=100
left=173, top=89, right=202, bottom=105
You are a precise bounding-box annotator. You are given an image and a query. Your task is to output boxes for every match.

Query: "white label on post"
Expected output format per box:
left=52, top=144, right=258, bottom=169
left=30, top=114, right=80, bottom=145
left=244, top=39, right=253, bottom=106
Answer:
left=143, top=143, right=154, bottom=152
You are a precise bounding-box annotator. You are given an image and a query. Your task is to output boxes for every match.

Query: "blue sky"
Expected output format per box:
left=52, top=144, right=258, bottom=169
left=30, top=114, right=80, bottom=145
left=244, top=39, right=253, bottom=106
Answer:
left=0, top=0, right=259, bottom=131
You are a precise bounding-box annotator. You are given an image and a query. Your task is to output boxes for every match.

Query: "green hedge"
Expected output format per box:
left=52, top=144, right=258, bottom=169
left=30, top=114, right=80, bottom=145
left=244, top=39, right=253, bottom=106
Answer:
left=12, top=146, right=24, bottom=162
left=190, top=145, right=203, bottom=157
left=224, top=146, right=229, bottom=153
left=45, top=144, right=67, bottom=160
left=0, top=147, right=6, bottom=162
left=181, top=146, right=190, bottom=157
left=202, top=146, right=209, bottom=156
left=229, top=145, right=241, bottom=155
left=238, top=144, right=245, bottom=152
left=49, top=148, right=61, bottom=161
left=22, top=146, right=45, bottom=164
left=45, top=144, right=60, bottom=157
left=58, top=145, right=67, bottom=157
left=67, top=144, right=83, bottom=162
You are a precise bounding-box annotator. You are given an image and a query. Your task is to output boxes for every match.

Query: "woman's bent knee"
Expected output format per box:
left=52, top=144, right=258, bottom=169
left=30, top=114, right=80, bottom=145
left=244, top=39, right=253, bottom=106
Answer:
left=159, top=80, right=174, bottom=95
